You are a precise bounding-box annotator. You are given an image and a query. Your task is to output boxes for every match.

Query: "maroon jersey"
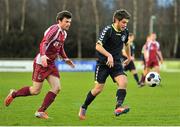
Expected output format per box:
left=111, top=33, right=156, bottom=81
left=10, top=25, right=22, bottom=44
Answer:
left=35, top=24, right=68, bottom=65
left=146, top=41, right=160, bottom=61
left=145, top=41, right=160, bottom=68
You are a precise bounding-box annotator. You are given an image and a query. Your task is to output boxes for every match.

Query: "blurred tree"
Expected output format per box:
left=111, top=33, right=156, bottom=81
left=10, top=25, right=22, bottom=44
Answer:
left=75, top=0, right=82, bottom=58
left=148, top=0, right=154, bottom=34
left=20, top=0, right=26, bottom=32
left=173, top=0, right=178, bottom=57
left=62, top=0, right=67, bottom=10
left=5, top=0, right=10, bottom=33
left=0, top=0, right=5, bottom=37
left=91, top=0, right=99, bottom=39
left=0, top=0, right=179, bottom=58
left=133, top=0, right=137, bottom=35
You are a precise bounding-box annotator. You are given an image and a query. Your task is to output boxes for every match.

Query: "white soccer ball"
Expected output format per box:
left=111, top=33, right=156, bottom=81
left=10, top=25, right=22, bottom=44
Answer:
left=145, top=71, right=161, bottom=87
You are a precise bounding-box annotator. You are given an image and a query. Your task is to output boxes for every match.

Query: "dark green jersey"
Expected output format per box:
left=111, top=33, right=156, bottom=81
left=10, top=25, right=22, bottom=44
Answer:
left=130, top=43, right=135, bottom=57
left=96, top=24, right=129, bottom=63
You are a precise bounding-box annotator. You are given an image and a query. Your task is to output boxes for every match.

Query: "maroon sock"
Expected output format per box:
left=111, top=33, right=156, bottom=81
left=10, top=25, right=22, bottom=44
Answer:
left=38, top=91, right=57, bottom=112
left=140, top=74, right=145, bottom=83
left=142, top=75, right=145, bottom=82
left=12, top=86, right=31, bottom=98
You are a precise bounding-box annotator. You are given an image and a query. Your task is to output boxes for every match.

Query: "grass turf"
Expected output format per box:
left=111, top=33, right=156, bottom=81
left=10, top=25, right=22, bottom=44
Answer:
left=0, top=71, right=180, bottom=126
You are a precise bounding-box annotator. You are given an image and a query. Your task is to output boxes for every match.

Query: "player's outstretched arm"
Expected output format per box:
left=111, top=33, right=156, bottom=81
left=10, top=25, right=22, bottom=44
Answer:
left=123, top=43, right=131, bottom=66
left=157, top=51, right=163, bottom=64
left=64, top=58, right=75, bottom=68
left=59, top=45, right=75, bottom=68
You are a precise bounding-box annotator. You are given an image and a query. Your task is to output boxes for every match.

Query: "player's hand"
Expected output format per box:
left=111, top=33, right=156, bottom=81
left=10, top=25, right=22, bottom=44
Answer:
left=145, top=57, right=149, bottom=63
left=41, top=55, right=49, bottom=67
left=64, top=58, right=75, bottom=68
left=131, top=56, right=135, bottom=61
left=160, top=60, right=163, bottom=64
left=123, top=58, right=131, bottom=67
left=106, top=54, right=114, bottom=68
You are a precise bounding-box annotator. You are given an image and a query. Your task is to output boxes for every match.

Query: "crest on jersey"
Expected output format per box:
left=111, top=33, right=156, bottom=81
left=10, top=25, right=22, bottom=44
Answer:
left=38, top=74, right=42, bottom=80
left=53, top=41, right=62, bottom=49
left=121, top=35, right=126, bottom=42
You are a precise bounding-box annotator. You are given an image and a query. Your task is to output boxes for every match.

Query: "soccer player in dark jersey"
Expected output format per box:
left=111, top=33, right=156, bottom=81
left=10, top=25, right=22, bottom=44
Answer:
left=4, top=10, right=75, bottom=119
left=78, top=9, right=131, bottom=120
left=122, top=33, right=140, bottom=86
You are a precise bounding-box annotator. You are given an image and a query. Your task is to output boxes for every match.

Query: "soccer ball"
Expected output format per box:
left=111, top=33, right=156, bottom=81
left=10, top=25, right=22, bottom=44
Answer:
left=145, top=72, right=161, bottom=87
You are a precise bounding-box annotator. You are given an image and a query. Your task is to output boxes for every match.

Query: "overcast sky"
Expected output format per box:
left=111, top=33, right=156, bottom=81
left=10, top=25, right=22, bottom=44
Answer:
left=157, top=0, right=174, bottom=7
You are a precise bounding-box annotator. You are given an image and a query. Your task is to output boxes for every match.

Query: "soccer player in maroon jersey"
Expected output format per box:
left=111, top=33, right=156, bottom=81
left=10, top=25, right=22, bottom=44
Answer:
left=140, top=33, right=163, bottom=85
left=4, top=10, right=75, bottom=119
left=139, top=34, right=151, bottom=86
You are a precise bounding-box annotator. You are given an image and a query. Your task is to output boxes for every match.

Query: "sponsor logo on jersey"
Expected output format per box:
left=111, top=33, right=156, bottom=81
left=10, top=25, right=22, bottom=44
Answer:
left=116, top=33, right=121, bottom=36
left=121, top=35, right=126, bottom=42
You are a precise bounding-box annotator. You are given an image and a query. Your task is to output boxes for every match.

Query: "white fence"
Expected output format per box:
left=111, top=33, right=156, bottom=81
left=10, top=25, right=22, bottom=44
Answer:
left=0, top=60, right=33, bottom=72
left=0, top=60, right=180, bottom=72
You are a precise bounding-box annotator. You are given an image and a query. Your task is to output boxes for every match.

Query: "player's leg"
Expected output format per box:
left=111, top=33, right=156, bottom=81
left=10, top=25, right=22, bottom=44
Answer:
left=37, top=75, right=60, bottom=113
left=154, top=66, right=160, bottom=73
left=34, top=64, right=60, bottom=119
left=79, top=64, right=108, bottom=120
left=4, top=81, right=43, bottom=107
left=109, top=64, right=130, bottom=116
left=35, top=75, right=60, bottom=119
left=131, top=69, right=140, bottom=85
left=139, top=64, right=150, bottom=86
left=81, top=83, right=104, bottom=109
left=129, top=61, right=140, bottom=85
left=79, top=83, right=104, bottom=120
left=114, top=74, right=130, bottom=116
left=139, top=58, right=146, bottom=84
left=153, top=60, right=160, bottom=73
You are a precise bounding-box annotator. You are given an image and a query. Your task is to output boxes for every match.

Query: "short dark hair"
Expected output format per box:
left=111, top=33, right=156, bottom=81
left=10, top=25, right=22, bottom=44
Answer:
left=56, top=10, right=72, bottom=21
left=113, top=9, right=131, bottom=22
left=129, top=33, right=134, bottom=37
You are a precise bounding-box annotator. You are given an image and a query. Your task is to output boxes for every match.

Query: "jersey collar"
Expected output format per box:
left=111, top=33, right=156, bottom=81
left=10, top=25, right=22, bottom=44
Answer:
left=112, top=24, right=121, bottom=32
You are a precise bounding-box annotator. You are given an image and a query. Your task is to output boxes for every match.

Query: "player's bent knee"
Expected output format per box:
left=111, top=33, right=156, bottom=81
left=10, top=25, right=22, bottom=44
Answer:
left=117, top=77, right=128, bottom=88
left=56, top=88, right=60, bottom=94
left=30, top=89, right=41, bottom=95
left=92, top=86, right=103, bottom=95
left=95, top=88, right=102, bottom=94
left=124, top=79, right=128, bottom=85
left=51, top=86, right=61, bottom=94
left=29, top=86, right=41, bottom=95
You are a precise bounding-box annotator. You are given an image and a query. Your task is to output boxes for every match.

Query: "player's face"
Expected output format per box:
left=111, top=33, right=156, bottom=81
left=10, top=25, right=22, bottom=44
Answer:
left=129, top=35, right=134, bottom=42
left=146, top=36, right=151, bottom=42
left=59, top=18, right=72, bottom=30
left=118, top=18, right=129, bottom=31
left=151, top=33, right=157, bottom=41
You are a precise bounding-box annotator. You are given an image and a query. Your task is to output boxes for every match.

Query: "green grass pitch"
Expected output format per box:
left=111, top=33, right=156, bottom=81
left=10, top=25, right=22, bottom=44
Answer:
left=0, top=71, right=180, bottom=126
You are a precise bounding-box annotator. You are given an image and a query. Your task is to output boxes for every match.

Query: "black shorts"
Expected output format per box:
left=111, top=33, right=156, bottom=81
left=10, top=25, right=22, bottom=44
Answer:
left=94, top=63, right=126, bottom=84
left=124, top=60, right=136, bottom=71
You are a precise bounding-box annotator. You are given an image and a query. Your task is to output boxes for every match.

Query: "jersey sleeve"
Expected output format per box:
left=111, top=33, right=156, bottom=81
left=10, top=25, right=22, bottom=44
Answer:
left=97, top=26, right=111, bottom=45
left=59, top=45, right=68, bottom=59
left=156, top=41, right=160, bottom=51
left=40, top=25, right=58, bottom=56
left=124, top=30, right=129, bottom=46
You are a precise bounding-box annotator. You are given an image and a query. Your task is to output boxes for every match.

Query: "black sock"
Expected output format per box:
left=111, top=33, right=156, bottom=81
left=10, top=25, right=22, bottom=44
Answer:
left=116, top=89, right=126, bottom=109
left=82, top=91, right=96, bottom=109
left=133, top=73, right=139, bottom=84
